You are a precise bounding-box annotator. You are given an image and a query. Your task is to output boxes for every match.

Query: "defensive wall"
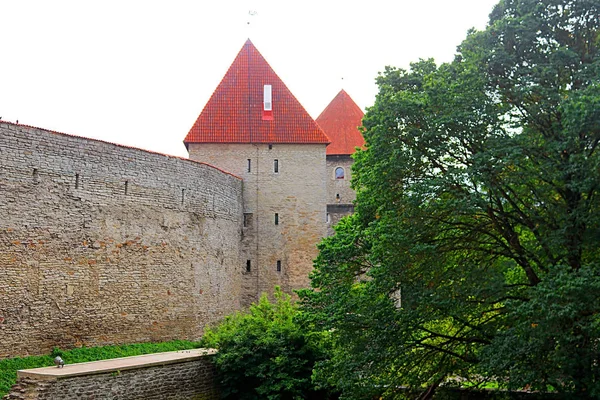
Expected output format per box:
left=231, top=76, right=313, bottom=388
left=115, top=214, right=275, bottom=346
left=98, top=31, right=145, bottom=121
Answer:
left=0, top=122, right=243, bottom=358
left=187, top=143, right=327, bottom=306
left=326, top=155, right=356, bottom=236
left=3, top=349, right=218, bottom=399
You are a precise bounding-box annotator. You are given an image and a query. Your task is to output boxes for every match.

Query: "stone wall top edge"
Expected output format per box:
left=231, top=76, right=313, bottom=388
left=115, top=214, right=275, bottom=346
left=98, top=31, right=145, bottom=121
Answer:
left=188, top=142, right=327, bottom=148
left=187, top=141, right=328, bottom=144
left=0, top=121, right=241, bottom=180
left=16, top=349, right=217, bottom=380
left=327, top=204, right=355, bottom=212
left=326, top=154, right=354, bottom=161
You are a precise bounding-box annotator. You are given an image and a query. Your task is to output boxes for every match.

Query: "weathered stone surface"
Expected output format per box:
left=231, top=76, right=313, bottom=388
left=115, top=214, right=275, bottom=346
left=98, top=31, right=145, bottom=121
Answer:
left=3, top=350, right=219, bottom=400
left=0, top=123, right=243, bottom=358
left=326, top=155, right=356, bottom=236
left=188, top=143, right=327, bottom=306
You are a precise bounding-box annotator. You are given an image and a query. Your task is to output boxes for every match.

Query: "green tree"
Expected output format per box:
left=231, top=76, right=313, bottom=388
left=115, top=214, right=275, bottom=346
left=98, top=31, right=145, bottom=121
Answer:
left=201, top=288, right=334, bottom=400
left=301, top=0, right=600, bottom=398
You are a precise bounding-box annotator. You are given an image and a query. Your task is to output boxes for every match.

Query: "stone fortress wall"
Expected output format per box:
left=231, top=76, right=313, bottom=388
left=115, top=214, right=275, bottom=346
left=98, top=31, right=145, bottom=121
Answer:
left=187, top=143, right=327, bottom=307
left=0, top=122, right=243, bottom=358
left=326, top=155, right=356, bottom=236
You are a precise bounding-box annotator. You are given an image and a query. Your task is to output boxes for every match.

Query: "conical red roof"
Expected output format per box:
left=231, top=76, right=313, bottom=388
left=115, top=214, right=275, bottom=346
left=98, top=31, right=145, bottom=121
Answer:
left=316, top=90, right=365, bottom=155
left=184, top=40, right=329, bottom=146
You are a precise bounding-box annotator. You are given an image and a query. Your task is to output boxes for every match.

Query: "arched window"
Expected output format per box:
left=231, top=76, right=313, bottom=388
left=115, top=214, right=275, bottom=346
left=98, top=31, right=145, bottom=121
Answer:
left=335, top=167, right=345, bottom=179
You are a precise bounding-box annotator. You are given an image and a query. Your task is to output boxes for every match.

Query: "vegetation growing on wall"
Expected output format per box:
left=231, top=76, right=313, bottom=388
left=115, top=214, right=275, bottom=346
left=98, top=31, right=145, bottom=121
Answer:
left=301, top=0, right=600, bottom=398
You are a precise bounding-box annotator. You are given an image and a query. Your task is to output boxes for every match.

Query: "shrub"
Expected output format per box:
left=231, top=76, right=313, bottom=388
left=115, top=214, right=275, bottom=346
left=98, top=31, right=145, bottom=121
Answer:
left=201, top=287, right=333, bottom=400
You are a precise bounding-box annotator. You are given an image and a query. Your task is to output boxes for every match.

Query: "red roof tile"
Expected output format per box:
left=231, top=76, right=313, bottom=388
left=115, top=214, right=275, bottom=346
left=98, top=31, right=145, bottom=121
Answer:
left=316, top=90, right=365, bottom=156
left=184, top=40, right=329, bottom=146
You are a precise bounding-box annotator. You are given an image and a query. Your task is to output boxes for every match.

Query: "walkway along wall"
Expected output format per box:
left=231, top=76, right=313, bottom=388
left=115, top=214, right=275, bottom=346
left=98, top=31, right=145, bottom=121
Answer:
left=0, top=123, right=243, bottom=358
left=3, top=349, right=218, bottom=400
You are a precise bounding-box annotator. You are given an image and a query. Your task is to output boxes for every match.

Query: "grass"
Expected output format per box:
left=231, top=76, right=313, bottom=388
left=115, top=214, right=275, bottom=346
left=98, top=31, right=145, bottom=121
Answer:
left=0, top=340, right=202, bottom=398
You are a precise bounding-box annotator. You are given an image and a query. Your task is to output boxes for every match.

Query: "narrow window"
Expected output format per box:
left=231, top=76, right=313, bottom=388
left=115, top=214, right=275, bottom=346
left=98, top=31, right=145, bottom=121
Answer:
left=125, top=180, right=129, bottom=195
left=247, top=159, right=251, bottom=173
left=275, top=213, right=279, bottom=225
left=243, top=213, right=253, bottom=228
left=263, top=85, right=272, bottom=110
left=246, top=260, right=251, bottom=272
left=274, top=159, right=279, bottom=173
left=263, top=85, right=274, bottom=120
left=277, top=260, right=281, bottom=272
left=268, top=144, right=273, bottom=150
left=336, top=193, right=340, bottom=202
left=75, top=173, right=80, bottom=189
left=326, top=213, right=331, bottom=223
left=181, top=189, right=186, bottom=205
left=335, top=167, right=345, bottom=179
left=32, top=168, right=39, bottom=184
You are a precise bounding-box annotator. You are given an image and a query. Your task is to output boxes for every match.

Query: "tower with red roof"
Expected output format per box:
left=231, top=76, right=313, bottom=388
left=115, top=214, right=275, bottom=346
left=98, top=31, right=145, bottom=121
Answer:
left=316, top=89, right=365, bottom=236
left=184, top=40, right=329, bottom=306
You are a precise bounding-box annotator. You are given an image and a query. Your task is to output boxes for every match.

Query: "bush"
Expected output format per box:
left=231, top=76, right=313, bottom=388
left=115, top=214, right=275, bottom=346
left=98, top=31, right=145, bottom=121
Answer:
left=201, top=287, right=334, bottom=400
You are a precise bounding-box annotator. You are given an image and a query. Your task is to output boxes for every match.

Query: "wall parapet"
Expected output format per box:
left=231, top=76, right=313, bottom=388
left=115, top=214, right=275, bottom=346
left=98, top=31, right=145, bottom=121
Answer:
left=3, top=350, right=219, bottom=400
left=0, top=122, right=242, bottom=220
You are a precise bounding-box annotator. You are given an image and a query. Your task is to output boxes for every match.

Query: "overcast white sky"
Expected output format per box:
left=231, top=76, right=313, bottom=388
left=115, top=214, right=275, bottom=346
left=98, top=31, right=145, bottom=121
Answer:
left=1, top=0, right=499, bottom=157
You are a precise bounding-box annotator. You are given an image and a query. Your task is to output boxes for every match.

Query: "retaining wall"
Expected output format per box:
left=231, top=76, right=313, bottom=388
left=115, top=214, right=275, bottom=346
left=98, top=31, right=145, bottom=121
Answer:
left=3, top=349, right=218, bottom=400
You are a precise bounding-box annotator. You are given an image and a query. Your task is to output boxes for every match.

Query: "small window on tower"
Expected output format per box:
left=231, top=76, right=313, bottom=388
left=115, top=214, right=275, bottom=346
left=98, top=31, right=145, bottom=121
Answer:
left=277, top=260, right=281, bottom=272
left=263, top=85, right=272, bottom=110
left=275, top=213, right=279, bottom=225
left=246, top=260, right=251, bottom=272
left=335, top=167, right=345, bottom=179
left=274, top=159, right=279, bottom=173
left=243, top=213, right=253, bottom=228
left=247, top=159, right=252, bottom=173
left=263, top=85, right=274, bottom=120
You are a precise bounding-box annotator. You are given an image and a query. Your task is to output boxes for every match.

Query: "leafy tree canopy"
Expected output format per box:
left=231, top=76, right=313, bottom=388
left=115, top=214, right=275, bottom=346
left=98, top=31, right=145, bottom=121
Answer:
left=301, top=0, right=600, bottom=398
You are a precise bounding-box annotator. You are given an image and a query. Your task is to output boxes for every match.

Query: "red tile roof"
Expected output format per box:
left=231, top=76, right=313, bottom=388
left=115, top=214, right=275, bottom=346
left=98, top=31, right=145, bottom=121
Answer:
left=316, top=90, right=365, bottom=155
left=184, top=40, right=329, bottom=146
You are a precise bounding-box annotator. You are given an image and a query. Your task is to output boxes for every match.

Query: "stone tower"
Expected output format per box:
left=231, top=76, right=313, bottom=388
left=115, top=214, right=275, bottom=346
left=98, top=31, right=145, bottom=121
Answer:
left=316, top=89, right=365, bottom=236
left=184, top=40, right=330, bottom=306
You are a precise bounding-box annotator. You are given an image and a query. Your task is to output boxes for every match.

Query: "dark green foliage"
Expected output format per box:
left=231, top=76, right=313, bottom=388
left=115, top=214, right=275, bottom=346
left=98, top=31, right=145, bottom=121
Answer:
left=201, top=288, right=333, bottom=400
left=432, top=387, right=567, bottom=400
left=0, top=340, right=200, bottom=397
left=302, top=0, right=600, bottom=398
left=0, top=354, right=54, bottom=398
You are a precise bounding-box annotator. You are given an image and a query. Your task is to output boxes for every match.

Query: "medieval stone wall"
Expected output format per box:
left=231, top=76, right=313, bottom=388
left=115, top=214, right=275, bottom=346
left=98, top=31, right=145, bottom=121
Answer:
left=326, top=155, right=356, bottom=205
left=0, top=123, right=243, bottom=358
left=188, top=143, right=327, bottom=306
left=326, top=155, right=356, bottom=236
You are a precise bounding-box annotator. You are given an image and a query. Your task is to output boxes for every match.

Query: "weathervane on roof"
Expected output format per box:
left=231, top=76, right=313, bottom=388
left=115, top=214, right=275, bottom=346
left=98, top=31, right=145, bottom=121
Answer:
left=247, top=10, right=258, bottom=25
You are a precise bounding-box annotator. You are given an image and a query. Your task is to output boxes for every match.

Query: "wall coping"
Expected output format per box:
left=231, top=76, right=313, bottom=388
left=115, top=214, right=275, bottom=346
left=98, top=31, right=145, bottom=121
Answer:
left=0, top=122, right=241, bottom=180
left=17, top=349, right=216, bottom=381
